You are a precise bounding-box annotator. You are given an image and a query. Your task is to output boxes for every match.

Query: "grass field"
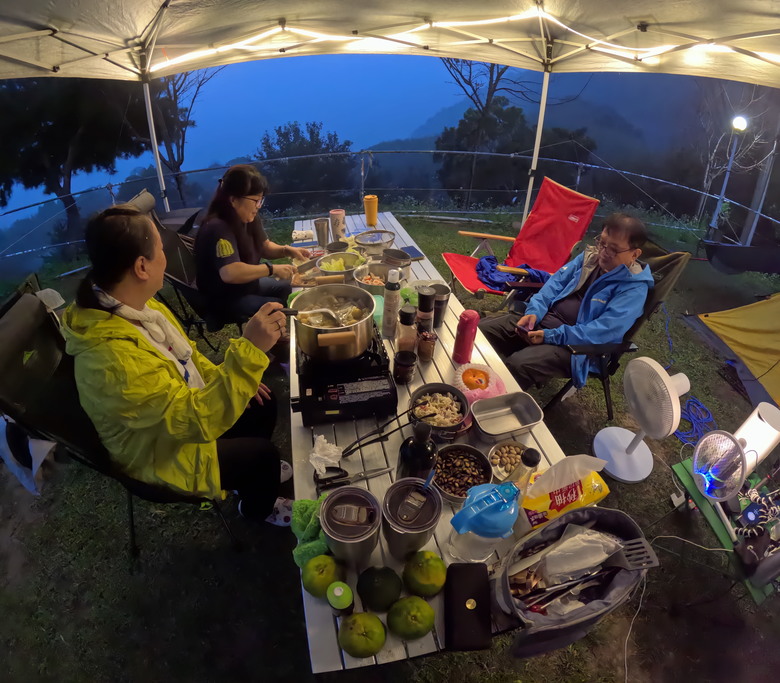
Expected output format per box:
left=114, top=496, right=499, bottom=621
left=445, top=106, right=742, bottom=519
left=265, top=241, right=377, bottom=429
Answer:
left=1, top=211, right=779, bottom=682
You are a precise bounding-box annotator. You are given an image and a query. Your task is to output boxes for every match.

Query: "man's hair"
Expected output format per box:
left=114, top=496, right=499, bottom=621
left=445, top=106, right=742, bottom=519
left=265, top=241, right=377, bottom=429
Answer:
left=602, top=213, right=647, bottom=249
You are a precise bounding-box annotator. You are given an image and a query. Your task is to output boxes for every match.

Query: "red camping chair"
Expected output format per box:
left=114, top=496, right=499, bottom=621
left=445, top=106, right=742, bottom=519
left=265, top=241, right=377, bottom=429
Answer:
left=442, top=178, right=599, bottom=299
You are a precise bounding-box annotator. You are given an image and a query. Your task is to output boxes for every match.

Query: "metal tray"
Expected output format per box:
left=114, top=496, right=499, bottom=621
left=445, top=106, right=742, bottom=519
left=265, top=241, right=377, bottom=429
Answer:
left=471, top=392, right=543, bottom=437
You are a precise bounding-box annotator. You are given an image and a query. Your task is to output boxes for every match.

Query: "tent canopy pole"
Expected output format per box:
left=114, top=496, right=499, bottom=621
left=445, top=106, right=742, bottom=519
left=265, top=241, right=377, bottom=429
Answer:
left=520, top=68, right=550, bottom=227
left=142, top=80, right=170, bottom=212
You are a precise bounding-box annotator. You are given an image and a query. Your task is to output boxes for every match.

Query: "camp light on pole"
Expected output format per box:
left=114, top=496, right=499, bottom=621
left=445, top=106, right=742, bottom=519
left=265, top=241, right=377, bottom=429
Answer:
left=732, top=115, right=748, bottom=131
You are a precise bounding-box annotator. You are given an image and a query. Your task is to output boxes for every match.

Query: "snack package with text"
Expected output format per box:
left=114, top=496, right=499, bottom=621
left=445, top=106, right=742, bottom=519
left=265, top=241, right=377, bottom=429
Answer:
left=521, top=455, right=610, bottom=529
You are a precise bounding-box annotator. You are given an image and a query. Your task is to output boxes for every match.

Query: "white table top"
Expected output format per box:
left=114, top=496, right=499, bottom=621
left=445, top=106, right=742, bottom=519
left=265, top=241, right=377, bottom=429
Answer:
left=290, top=211, right=566, bottom=673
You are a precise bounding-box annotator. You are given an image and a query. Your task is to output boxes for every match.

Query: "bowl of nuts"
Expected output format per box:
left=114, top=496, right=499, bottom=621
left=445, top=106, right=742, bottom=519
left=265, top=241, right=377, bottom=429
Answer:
left=488, top=440, right=527, bottom=481
left=432, top=444, right=493, bottom=506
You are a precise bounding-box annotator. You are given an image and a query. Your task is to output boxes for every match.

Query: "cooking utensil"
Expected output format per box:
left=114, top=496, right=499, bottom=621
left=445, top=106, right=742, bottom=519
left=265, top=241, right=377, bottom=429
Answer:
left=431, top=443, right=493, bottom=506
left=316, top=252, right=363, bottom=282
left=471, top=392, right=543, bottom=438
left=355, top=229, right=395, bottom=257
left=281, top=306, right=341, bottom=326
left=314, top=465, right=393, bottom=495
left=408, top=382, right=471, bottom=442
left=488, top=440, right=528, bottom=481
left=291, top=284, right=375, bottom=361
left=603, top=537, right=659, bottom=570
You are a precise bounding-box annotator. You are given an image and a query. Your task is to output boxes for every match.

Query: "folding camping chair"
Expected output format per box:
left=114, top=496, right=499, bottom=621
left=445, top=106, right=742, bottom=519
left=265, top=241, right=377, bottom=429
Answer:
left=126, top=190, right=246, bottom=350
left=442, top=177, right=599, bottom=306
left=544, top=247, right=691, bottom=421
left=0, top=293, right=240, bottom=560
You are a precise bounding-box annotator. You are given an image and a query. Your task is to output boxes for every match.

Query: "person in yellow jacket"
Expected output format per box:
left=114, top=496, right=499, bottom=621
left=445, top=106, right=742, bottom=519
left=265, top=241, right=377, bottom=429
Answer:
left=62, top=204, right=293, bottom=525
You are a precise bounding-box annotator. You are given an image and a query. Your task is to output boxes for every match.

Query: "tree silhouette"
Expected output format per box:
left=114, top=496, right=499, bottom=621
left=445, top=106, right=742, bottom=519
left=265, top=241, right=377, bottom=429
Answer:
left=256, top=122, right=354, bottom=211
left=0, top=78, right=151, bottom=242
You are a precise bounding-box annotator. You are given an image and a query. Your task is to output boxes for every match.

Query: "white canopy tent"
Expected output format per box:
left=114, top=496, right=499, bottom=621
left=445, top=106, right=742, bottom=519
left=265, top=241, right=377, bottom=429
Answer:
left=1, top=1, right=778, bottom=214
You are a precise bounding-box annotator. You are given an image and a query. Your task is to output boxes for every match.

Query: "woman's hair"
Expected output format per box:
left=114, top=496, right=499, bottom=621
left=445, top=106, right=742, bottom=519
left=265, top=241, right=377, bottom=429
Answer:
left=76, top=204, right=155, bottom=311
left=205, top=164, right=269, bottom=259
left=602, top=213, right=647, bottom=249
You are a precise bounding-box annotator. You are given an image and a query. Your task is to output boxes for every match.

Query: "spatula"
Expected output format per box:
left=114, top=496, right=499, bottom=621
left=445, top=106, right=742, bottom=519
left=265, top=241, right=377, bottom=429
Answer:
left=603, top=537, right=659, bottom=570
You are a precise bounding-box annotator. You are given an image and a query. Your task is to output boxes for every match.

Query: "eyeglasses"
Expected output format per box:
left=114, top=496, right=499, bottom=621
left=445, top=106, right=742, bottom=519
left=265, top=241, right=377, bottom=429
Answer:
left=594, top=237, right=634, bottom=258
left=240, top=196, right=265, bottom=208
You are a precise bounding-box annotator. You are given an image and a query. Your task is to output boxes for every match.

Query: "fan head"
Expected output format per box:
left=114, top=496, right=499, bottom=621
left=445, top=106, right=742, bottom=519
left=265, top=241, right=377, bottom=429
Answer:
left=692, top=430, right=747, bottom=501
left=623, top=357, right=690, bottom=439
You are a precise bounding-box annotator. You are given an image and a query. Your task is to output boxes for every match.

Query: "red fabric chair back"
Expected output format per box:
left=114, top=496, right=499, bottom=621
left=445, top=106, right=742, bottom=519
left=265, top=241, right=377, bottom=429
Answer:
left=507, top=178, right=599, bottom=273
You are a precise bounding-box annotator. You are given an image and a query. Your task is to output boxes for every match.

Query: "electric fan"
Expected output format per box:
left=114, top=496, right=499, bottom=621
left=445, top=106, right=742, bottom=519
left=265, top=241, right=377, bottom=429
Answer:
left=593, top=357, right=690, bottom=483
left=692, top=402, right=780, bottom=501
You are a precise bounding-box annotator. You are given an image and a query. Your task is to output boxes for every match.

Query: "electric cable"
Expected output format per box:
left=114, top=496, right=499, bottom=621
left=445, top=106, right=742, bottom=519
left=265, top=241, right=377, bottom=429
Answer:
left=674, top=396, right=717, bottom=445
left=623, top=575, right=647, bottom=683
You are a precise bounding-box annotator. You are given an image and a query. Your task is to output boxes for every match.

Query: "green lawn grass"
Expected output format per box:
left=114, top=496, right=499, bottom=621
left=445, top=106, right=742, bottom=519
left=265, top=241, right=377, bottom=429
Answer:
left=2, top=211, right=779, bottom=682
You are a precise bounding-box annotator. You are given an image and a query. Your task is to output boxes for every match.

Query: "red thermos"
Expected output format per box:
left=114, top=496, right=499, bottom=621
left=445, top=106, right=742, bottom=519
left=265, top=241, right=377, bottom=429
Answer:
left=452, top=309, right=480, bottom=364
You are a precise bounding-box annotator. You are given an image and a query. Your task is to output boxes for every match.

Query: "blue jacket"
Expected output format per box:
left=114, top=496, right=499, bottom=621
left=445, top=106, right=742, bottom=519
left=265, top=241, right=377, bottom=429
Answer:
left=524, top=247, right=654, bottom=388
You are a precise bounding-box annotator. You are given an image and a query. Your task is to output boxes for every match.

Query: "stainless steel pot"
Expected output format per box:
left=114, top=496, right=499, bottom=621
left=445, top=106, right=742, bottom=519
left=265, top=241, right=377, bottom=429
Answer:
left=320, top=486, right=381, bottom=568
left=292, top=284, right=376, bottom=361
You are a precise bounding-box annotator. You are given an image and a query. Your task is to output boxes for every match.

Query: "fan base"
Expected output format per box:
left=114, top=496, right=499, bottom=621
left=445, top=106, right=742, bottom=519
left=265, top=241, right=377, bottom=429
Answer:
left=593, top=427, right=654, bottom=484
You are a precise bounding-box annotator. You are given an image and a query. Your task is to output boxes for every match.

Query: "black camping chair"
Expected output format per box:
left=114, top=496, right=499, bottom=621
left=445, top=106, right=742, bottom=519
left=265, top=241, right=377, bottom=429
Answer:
left=0, top=272, right=40, bottom=319
left=544, top=247, right=691, bottom=421
left=0, top=293, right=241, bottom=559
left=126, top=190, right=247, bottom=349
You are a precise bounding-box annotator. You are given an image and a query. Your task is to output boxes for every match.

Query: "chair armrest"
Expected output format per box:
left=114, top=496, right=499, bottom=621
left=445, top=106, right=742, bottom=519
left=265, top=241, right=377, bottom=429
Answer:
left=506, top=281, right=543, bottom=290
left=497, top=265, right=529, bottom=276
left=457, top=231, right=516, bottom=243
left=566, top=341, right=638, bottom=356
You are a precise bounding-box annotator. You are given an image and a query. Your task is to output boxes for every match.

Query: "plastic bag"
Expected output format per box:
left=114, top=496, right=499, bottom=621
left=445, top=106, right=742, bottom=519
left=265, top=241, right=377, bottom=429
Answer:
left=521, top=455, right=610, bottom=528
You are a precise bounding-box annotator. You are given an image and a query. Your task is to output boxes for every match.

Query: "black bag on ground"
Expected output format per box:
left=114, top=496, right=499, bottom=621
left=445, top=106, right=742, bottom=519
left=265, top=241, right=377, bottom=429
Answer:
left=491, top=507, right=650, bottom=658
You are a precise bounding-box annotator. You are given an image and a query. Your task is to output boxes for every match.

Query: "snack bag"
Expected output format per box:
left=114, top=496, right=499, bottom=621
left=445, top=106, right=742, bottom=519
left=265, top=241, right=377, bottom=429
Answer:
left=521, top=455, right=610, bottom=529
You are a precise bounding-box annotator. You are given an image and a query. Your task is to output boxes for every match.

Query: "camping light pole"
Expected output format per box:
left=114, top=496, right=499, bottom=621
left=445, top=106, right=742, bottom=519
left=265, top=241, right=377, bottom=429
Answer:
left=707, top=115, right=748, bottom=239
left=142, top=81, right=171, bottom=213
left=520, top=69, right=551, bottom=228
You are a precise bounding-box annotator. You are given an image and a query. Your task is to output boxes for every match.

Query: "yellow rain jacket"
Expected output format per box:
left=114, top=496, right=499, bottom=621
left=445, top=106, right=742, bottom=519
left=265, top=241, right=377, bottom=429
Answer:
left=61, top=298, right=269, bottom=499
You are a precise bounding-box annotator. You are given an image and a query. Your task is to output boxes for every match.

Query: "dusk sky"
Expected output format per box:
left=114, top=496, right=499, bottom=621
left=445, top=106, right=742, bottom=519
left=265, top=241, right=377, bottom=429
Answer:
left=1, top=54, right=600, bottom=219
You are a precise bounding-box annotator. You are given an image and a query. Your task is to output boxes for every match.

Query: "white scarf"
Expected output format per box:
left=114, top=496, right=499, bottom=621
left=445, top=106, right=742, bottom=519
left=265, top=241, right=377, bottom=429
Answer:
left=94, top=286, right=193, bottom=364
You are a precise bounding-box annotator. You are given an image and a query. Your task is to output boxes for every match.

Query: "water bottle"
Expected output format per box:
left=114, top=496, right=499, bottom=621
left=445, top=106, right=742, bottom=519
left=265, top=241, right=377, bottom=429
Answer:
left=452, top=309, right=480, bottom=365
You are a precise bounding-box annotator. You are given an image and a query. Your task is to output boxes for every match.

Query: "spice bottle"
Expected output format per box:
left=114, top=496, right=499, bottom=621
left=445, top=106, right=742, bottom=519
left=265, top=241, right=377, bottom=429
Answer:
left=326, top=581, right=355, bottom=617
left=395, top=305, right=418, bottom=353
left=415, top=286, right=435, bottom=329
left=452, top=309, right=480, bottom=365
left=417, top=327, right=438, bottom=362
left=397, top=421, right=438, bottom=480
left=506, top=448, right=542, bottom=499
left=381, top=269, right=401, bottom=339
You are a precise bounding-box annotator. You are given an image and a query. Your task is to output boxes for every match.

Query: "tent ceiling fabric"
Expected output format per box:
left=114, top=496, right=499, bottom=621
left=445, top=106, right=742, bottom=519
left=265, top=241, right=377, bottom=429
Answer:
left=0, top=1, right=779, bottom=86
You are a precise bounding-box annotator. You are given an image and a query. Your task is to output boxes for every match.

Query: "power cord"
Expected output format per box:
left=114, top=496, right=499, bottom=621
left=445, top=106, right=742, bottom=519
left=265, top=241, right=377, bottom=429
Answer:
left=674, top=396, right=716, bottom=445
left=623, top=575, right=647, bottom=683
left=650, top=535, right=734, bottom=553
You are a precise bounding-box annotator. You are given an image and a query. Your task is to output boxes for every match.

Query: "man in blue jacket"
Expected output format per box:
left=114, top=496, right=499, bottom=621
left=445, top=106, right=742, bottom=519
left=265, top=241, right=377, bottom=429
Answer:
left=478, top=213, right=654, bottom=390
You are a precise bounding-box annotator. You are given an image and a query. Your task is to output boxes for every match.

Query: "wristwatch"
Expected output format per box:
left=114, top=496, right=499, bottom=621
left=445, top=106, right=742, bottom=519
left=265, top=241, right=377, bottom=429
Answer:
left=262, top=260, right=274, bottom=277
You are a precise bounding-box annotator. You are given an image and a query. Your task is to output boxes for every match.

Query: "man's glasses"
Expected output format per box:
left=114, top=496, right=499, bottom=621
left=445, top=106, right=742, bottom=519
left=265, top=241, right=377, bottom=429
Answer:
left=241, top=196, right=265, bottom=208
left=594, top=237, right=633, bottom=258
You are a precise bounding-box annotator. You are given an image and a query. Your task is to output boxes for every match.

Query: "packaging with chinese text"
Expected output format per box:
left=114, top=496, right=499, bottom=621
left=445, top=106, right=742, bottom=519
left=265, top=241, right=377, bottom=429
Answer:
left=521, top=455, right=610, bottom=529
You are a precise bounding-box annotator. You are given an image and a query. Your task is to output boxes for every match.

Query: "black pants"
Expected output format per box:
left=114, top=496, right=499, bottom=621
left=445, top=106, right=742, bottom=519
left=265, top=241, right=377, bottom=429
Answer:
left=227, top=278, right=293, bottom=319
left=216, top=395, right=281, bottom=519
left=478, top=312, right=573, bottom=390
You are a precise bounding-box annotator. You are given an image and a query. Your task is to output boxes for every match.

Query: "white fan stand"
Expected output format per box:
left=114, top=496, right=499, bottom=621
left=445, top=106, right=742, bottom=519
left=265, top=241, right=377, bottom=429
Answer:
left=594, top=360, right=690, bottom=484
left=594, top=427, right=654, bottom=483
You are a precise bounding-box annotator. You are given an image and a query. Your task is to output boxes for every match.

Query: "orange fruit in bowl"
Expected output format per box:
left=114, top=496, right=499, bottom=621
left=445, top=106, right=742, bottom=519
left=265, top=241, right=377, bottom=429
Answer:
left=461, top=367, right=490, bottom=390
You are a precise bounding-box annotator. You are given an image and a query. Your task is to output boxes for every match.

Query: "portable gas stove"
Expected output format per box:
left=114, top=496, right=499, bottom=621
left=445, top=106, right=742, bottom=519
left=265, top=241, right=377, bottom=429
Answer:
left=291, top=323, right=398, bottom=426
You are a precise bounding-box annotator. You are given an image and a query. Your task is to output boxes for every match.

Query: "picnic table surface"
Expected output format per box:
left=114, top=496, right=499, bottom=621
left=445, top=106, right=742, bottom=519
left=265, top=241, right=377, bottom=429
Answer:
left=290, top=211, right=566, bottom=673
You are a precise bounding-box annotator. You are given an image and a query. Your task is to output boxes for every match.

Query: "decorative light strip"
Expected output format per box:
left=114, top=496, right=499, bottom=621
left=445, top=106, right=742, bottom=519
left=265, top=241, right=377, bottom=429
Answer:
left=148, top=11, right=780, bottom=75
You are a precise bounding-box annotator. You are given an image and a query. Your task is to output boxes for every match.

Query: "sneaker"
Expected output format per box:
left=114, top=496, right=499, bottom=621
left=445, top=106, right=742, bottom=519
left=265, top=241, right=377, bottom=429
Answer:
left=265, top=497, right=293, bottom=527
left=280, top=459, right=293, bottom=483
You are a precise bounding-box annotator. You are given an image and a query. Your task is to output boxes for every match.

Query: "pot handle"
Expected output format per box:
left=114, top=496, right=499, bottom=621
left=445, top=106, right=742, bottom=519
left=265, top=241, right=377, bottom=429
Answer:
left=313, top=274, right=345, bottom=285
left=317, top=331, right=357, bottom=347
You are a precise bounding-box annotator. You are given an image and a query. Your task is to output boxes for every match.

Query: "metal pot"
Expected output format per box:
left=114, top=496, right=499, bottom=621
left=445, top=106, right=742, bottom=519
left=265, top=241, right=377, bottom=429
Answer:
left=382, top=478, right=443, bottom=561
left=355, top=229, right=395, bottom=257
left=316, top=251, right=363, bottom=282
left=291, top=284, right=375, bottom=361
left=320, top=486, right=381, bottom=568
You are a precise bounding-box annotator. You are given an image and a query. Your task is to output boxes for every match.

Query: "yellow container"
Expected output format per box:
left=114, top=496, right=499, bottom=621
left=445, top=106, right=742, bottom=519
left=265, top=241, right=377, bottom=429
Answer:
left=363, top=194, right=378, bottom=227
